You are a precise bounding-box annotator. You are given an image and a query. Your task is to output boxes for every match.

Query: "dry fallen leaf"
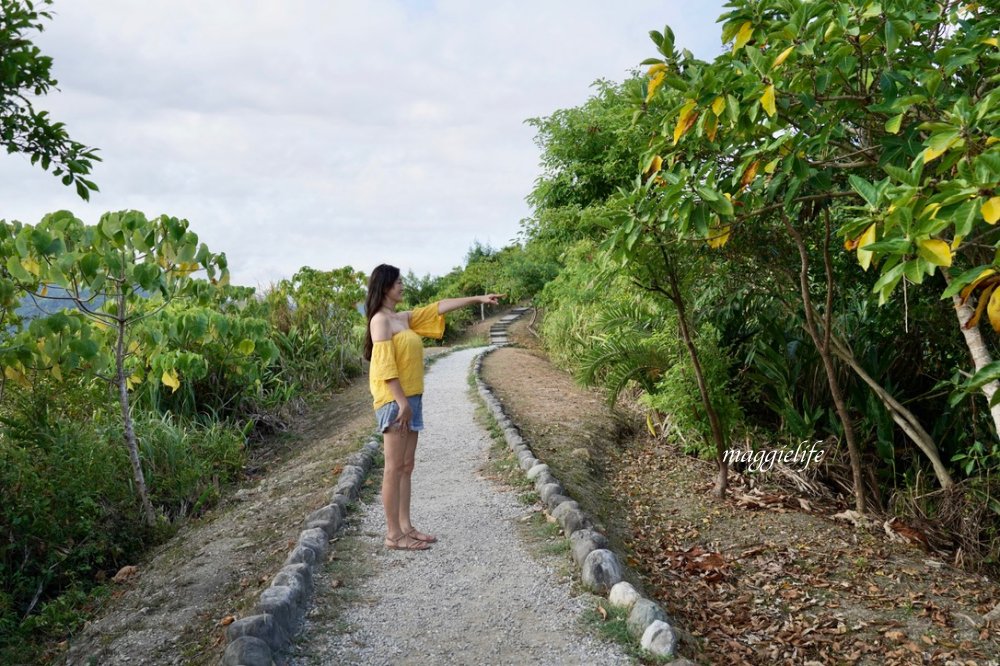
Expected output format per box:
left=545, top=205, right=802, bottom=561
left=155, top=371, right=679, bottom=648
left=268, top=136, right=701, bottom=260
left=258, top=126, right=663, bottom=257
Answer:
left=885, top=630, right=906, bottom=641
left=597, top=604, right=608, bottom=620
left=331, top=579, right=343, bottom=588
left=112, top=565, right=139, bottom=583
left=218, top=615, right=235, bottom=626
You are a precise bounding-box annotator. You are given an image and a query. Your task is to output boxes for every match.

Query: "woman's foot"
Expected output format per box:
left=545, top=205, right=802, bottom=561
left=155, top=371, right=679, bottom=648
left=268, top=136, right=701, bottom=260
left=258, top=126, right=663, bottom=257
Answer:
left=404, top=527, right=438, bottom=543
left=384, top=532, right=431, bottom=551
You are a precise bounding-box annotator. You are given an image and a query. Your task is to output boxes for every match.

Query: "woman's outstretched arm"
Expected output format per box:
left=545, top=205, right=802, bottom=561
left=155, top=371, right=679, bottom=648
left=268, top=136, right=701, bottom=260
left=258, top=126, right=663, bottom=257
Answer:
left=436, top=294, right=504, bottom=315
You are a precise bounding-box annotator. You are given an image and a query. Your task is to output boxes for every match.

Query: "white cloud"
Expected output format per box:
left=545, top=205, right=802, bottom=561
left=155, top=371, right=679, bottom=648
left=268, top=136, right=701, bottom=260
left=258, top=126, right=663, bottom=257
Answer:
left=0, top=0, right=725, bottom=288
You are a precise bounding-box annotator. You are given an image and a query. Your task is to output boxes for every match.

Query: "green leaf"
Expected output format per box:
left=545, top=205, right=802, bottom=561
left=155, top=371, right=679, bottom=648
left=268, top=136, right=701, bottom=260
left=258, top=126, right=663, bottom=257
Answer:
left=942, top=264, right=991, bottom=299
left=849, top=175, right=880, bottom=207
left=872, top=262, right=906, bottom=299
left=862, top=238, right=911, bottom=254
left=964, top=361, right=1000, bottom=392
left=885, top=113, right=903, bottom=134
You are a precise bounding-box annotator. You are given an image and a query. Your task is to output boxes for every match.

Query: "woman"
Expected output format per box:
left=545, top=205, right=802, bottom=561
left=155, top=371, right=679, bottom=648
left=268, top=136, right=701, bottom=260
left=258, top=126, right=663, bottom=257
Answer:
left=363, top=264, right=502, bottom=551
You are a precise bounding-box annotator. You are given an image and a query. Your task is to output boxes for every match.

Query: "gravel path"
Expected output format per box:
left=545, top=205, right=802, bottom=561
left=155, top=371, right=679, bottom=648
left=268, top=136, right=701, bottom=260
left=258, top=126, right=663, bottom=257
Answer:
left=290, top=347, right=633, bottom=665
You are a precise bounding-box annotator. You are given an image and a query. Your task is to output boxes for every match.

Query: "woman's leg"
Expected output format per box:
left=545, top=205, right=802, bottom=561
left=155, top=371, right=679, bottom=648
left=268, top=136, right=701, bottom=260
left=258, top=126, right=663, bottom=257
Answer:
left=382, top=428, right=427, bottom=549
left=398, top=430, right=436, bottom=541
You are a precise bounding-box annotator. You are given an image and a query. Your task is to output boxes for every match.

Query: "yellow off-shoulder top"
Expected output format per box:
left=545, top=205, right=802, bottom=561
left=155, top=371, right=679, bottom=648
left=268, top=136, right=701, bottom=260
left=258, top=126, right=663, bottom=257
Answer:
left=368, top=301, right=445, bottom=409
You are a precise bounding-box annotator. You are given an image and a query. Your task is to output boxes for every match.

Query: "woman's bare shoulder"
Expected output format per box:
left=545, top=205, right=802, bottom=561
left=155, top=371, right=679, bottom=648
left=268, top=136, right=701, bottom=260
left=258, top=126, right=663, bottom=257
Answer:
left=370, top=312, right=393, bottom=340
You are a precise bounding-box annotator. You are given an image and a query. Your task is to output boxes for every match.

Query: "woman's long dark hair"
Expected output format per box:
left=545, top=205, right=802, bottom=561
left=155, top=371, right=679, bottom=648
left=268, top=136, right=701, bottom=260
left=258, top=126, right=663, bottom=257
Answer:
left=363, top=264, right=401, bottom=361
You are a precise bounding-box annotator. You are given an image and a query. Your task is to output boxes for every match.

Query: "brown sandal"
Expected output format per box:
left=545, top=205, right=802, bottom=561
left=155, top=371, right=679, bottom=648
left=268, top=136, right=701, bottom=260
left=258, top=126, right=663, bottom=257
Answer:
left=384, top=533, right=431, bottom=551
left=405, top=527, right=438, bottom=543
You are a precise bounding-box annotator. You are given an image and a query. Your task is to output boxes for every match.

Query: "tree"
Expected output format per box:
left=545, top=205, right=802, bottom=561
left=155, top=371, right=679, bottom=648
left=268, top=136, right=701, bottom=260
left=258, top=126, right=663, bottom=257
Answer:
left=1, top=0, right=99, bottom=198
left=631, top=0, right=1000, bottom=509
left=2, top=210, right=228, bottom=525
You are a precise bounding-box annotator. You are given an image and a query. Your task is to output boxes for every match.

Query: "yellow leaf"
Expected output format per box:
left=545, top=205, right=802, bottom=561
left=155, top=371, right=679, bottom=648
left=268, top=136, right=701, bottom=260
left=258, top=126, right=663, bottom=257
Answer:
left=764, top=158, right=779, bottom=174
left=4, top=364, right=31, bottom=389
left=40, top=285, right=48, bottom=297
left=673, top=100, right=697, bottom=145
left=917, top=238, right=952, bottom=267
left=967, top=284, right=997, bottom=329
left=983, top=197, right=1000, bottom=224
left=923, top=136, right=959, bottom=163
left=989, top=288, right=1000, bottom=332
left=51, top=365, right=62, bottom=381
left=761, top=85, right=776, bottom=117
left=126, top=374, right=142, bottom=390
left=857, top=223, right=877, bottom=271
left=128, top=340, right=140, bottom=354
left=988, top=137, right=1000, bottom=146
left=711, top=96, right=726, bottom=116
left=920, top=202, right=941, bottom=219
left=705, top=113, right=718, bottom=142
left=646, top=155, right=663, bottom=175
left=772, top=45, right=794, bottom=69
left=646, top=413, right=656, bottom=437
left=21, top=257, right=40, bottom=276
left=733, top=21, right=754, bottom=53
left=951, top=235, right=963, bottom=252
left=161, top=368, right=180, bottom=393
left=646, top=71, right=666, bottom=103
left=739, top=160, right=760, bottom=189
left=960, top=268, right=996, bottom=304
left=983, top=37, right=998, bottom=47
left=707, top=225, right=732, bottom=249
left=647, top=63, right=667, bottom=76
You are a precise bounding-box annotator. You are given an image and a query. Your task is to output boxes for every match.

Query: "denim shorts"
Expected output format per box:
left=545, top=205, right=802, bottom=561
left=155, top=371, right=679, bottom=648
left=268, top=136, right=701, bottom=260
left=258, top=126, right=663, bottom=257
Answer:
left=375, top=394, right=424, bottom=433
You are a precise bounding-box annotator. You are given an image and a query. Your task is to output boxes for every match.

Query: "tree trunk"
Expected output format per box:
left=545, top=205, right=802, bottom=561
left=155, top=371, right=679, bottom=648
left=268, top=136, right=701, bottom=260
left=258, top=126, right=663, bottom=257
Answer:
left=116, top=290, right=156, bottom=526
left=664, top=257, right=728, bottom=498
left=944, top=269, right=1000, bottom=439
left=783, top=215, right=868, bottom=513
left=827, top=333, right=953, bottom=488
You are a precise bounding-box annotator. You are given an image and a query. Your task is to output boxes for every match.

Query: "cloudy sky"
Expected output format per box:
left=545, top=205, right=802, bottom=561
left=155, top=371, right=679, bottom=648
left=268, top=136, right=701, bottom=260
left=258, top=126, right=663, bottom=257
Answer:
left=1, top=1, right=726, bottom=289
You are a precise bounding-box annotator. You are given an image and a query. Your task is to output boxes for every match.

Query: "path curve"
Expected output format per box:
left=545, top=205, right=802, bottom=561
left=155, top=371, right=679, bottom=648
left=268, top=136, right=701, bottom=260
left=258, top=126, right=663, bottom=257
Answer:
left=290, top=346, right=632, bottom=665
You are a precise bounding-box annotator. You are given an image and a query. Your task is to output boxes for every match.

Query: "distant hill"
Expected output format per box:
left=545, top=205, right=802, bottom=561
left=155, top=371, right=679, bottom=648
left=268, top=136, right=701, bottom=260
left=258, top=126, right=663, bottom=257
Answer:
left=11, top=286, right=106, bottom=328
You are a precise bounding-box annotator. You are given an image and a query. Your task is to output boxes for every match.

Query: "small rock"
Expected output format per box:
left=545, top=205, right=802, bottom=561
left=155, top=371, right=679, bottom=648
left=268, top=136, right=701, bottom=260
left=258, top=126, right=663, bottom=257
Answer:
left=344, top=452, right=371, bottom=473
left=284, top=545, right=316, bottom=567
left=506, top=432, right=525, bottom=447
left=526, top=463, right=550, bottom=480
left=641, top=620, right=677, bottom=658
left=553, top=502, right=590, bottom=535
left=533, top=470, right=557, bottom=491
left=539, top=483, right=564, bottom=504
left=571, top=529, right=609, bottom=568
left=272, top=567, right=309, bottom=606
left=298, top=528, right=329, bottom=561
left=329, top=493, right=350, bottom=514
left=517, top=452, right=538, bottom=471
left=256, top=586, right=299, bottom=633
left=306, top=504, right=342, bottom=525
left=221, top=636, right=273, bottom=666
left=628, top=598, right=669, bottom=638
left=226, top=614, right=287, bottom=652
left=582, top=549, right=623, bottom=594
left=545, top=493, right=574, bottom=511
left=609, top=582, right=641, bottom=610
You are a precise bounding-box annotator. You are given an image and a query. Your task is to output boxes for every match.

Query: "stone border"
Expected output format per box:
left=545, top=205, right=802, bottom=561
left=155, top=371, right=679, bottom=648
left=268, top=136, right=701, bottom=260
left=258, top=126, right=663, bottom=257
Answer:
left=219, top=437, right=382, bottom=665
left=472, top=347, right=694, bottom=664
